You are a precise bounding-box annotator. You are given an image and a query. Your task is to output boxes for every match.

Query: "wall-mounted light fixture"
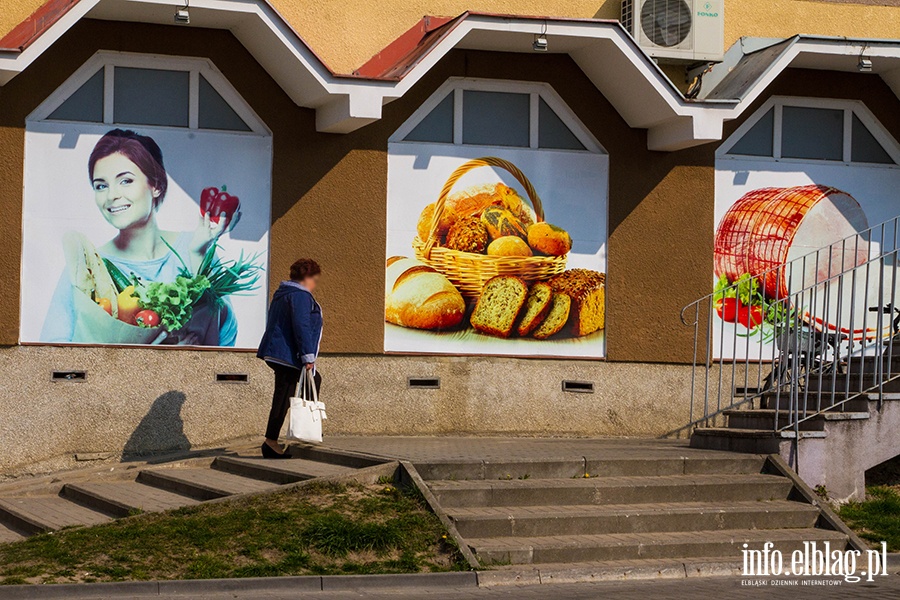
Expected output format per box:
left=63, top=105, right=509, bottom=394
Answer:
left=174, top=1, right=190, bottom=24
left=858, top=57, right=873, bottom=73
left=533, top=22, right=549, bottom=52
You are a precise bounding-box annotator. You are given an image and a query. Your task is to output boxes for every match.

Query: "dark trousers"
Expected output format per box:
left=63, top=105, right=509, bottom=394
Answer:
left=265, top=364, right=322, bottom=440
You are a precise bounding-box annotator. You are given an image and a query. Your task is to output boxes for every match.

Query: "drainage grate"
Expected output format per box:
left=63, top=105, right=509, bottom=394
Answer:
left=562, top=380, right=594, bottom=393
left=408, top=377, right=440, bottom=389
left=216, top=373, right=249, bottom=383
left=51, top=370, right=86, bottom=382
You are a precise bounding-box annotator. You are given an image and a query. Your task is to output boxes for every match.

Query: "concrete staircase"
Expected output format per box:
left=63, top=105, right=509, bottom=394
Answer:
left=0, top=445, right=384, bottom=543
left=412, top=451, right=860, bottom=577
left=690, top=346, right=900, bottom=499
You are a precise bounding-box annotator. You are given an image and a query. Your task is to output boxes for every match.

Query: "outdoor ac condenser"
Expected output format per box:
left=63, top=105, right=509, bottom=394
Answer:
left=621, top=0, right=724, bottom=62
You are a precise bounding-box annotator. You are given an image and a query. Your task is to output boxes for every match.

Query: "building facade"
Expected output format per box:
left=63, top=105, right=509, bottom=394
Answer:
left=1, top=0, right=899, bottom=475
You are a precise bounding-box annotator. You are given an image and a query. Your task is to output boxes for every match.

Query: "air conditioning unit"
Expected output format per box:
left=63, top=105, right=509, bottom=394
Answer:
left=622, top=0, right=724, bottom=63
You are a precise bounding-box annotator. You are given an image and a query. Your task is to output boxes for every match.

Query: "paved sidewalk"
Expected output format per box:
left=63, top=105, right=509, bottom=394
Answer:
left=60, top=575, right=900, bottom=599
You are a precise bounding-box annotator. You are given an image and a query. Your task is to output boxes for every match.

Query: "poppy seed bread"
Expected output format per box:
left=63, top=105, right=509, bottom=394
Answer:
left=548, top=269, right=606, bottom=336
left=532, top=293, right=571, bottom=339
left=470, top=276, right=528, bottom=338
left=516, top=282, right=553, bottom=336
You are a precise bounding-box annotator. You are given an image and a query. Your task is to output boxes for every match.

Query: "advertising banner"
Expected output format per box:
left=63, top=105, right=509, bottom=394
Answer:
left=20, top=123, right=271, bottom=348
left=385, top=143, right=608, bottom=358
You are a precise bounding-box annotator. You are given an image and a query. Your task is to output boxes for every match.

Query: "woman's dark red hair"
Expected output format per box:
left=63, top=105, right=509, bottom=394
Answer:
left=88, top=129, right=168, bottom=205
left=290, top=259, right=321, bottom=281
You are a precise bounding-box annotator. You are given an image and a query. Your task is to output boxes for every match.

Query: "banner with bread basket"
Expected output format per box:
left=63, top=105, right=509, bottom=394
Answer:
left=386, top=145, right=608, bottom=358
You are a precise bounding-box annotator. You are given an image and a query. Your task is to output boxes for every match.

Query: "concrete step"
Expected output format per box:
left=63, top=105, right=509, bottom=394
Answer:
left=137, top=467, right=278, bottom=500
left=482, top=557, right=744, bottom=583
left=62, top=481, right=200, bottom=517
left=468, top=527, right=849, bottom=565
left=427, top=474, right=793, bottom=508
left=448, top=500, right=820, bottom=538
left=212, top=456, right=354, bottom=484
left=415, top=455, right=766, bottom=481
left=760, top=392, right=869, bottom=412
left=0, top=496, right=112, bottom=534
left=724, top=409, right=828, bottom=431
left=0, top=521, right=27, bottom=544
left=690, top=428, right=826, bottom=453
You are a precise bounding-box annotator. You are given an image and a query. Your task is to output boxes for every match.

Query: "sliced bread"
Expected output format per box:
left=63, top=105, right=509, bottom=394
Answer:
left=516, top=282, right=553, bottom=337
left=532, top=292, right=572, bottom=340
left=470, top=276, right=528, bottom=338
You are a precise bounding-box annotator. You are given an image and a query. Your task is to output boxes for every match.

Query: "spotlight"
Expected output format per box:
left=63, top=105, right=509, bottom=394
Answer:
left=858, top=56, right=873, bottom=72
left=532, top=36, right=548, bottom=52
left=174, top=6, right=190, bottom=24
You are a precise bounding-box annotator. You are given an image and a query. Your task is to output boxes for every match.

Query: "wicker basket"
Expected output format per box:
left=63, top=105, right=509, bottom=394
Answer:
left=412, top=156, right=567, bottom=299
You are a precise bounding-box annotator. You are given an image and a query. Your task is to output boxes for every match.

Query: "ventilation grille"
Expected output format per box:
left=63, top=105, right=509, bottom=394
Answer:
left=621, top=0, right=634, bottom=34
left=640, top=0, right=692, bottom=48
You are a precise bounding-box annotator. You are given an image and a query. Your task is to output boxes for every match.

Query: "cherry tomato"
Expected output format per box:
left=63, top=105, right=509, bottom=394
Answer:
left=96, top=297, right=113, bottom=315
left=737, top=305, right=764, bottom=329
left=135, top=309, right=160, bottom=328
left=715, top=298, right=742, bottom=323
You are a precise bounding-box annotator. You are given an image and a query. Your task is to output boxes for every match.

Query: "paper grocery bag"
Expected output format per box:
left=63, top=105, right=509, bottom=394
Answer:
left=71, top=289, right=162, bottom=344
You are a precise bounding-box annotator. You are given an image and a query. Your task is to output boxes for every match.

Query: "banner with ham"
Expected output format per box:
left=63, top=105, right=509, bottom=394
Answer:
left=713, top=163, right=900, bottom=360
left=20, top=123, right=272, bottom=348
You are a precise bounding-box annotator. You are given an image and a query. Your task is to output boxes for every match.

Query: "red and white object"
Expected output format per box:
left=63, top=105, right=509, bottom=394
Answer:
left=715, top=185, right=869, bottom=299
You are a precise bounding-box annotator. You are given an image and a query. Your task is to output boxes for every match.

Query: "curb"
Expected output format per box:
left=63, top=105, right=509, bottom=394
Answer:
left=0, top=571, right=479, bottom=599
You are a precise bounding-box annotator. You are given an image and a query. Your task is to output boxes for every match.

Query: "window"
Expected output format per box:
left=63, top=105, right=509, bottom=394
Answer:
left=393, top=79, right=599, bottom=152
left=36, top=53, right=259, bottom=134
left=722, top=97, right=898, bottom=166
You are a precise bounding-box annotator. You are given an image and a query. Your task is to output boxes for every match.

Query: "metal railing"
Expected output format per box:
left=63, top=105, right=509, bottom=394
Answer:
left=681, top=215, right=900, bottom=439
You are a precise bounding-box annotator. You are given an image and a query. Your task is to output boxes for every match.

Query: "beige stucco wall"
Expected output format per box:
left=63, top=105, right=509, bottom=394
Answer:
left=0, top=347, right=697, bottom=477
left=3, top=1, right=900, bottom=74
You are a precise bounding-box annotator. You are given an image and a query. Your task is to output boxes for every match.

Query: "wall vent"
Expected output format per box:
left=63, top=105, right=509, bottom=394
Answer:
left=408, top=377, right=441, bottom=389
left=216, top=373, right=249, bottom=383
left=562, top=380, right=594, bottom=393
left=52, top=370, right=86, bottom=382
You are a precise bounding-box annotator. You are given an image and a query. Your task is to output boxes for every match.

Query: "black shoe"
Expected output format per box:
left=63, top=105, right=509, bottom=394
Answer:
left=261, top=443, right=291, bottom=459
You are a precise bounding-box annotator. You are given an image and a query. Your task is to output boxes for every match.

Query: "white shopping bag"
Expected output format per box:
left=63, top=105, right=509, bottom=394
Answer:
left=287, top=368, right=327, bottom=443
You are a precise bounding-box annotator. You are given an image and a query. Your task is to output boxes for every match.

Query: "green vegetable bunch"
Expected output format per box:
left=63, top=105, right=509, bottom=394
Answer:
left=133, top=275, right=210, bottom=331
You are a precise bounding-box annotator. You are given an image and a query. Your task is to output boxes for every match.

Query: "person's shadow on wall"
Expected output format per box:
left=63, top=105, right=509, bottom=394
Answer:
left=122, top=391, right=191, bottom=461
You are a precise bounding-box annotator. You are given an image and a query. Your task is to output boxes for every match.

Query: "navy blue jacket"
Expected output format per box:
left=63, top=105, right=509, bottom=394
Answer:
left=257, top=282, right=322, bottom=369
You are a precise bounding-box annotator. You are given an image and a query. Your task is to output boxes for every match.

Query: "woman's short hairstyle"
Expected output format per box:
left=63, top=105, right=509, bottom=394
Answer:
left=290, top=259, right=321, bottom=281
left=89, top=129, right=168, bottom=206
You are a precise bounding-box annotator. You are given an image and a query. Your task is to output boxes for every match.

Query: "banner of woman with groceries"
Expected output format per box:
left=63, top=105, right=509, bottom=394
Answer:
left=385, top=145, right=609, bottom=358
left=20, top=124, right=272, bottom=348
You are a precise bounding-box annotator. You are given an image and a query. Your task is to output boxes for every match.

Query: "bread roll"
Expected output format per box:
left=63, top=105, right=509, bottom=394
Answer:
left=445, top=216, right=489, bottom=253
left=416, top=183, right=535, bottom=241
left=481, top=206, right=527, bottom=241
left=385, top=257, right=465, bottom=330
left=527, top=222, right=572, bottom=256
left=487, top=236, right=532, bottom=257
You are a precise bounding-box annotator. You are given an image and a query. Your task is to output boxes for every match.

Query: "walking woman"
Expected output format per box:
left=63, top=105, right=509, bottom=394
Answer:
left=257, top=259, right=323, bottom=458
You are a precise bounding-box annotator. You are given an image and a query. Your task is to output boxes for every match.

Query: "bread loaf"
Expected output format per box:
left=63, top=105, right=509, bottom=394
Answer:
left=548, top=269, right=606, bottom=336
left=385, top=257, right=465, bottom=330
left=527, top=222, right=572, bottom=256
left=470, top=275, right=528, bottom=338
left=481, top=206, right=528, bottom=241
left=416, top=183, right=535, bottom=241
left=487, top=236, right=532, bottom=257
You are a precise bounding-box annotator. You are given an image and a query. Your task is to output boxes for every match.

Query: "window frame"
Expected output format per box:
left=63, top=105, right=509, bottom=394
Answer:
left=389, top=77, right=606, bottom=154
left=717, top=96, right=900, bottom=168
left=28, top=51, right=270, bottom=136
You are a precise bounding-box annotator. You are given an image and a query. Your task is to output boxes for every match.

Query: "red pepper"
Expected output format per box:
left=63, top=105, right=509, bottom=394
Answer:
left=200, top=185, right=240, bottom=225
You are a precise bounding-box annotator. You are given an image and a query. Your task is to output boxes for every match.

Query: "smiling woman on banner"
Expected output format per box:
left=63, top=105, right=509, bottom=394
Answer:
left=40, top=128, right=239, bottom=345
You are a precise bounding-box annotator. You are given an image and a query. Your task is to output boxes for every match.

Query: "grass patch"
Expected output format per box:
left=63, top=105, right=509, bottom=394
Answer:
left=838, top=486, right=900, bottom=551
left=0, top=480, right=467, bottom=585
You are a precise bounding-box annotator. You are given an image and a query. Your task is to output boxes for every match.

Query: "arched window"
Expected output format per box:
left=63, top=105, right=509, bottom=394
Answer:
left=390, top=78, right=604, bottom=153
left=29, top=51, right=268, bottom=134
left=718, top=97, right=899, bottom=166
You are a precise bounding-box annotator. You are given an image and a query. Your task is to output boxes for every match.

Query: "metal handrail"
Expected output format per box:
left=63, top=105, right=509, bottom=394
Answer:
left=681, top=214, right=900, bottom=438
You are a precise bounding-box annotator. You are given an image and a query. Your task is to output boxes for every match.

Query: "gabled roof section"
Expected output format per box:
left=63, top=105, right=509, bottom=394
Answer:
left=2, top=2, right=900, bottom=151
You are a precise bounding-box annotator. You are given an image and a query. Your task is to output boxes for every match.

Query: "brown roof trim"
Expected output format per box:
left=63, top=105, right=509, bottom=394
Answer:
left=0, top=0, right=79, bottom=51
left=354, top=14, right=458, bottom=79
